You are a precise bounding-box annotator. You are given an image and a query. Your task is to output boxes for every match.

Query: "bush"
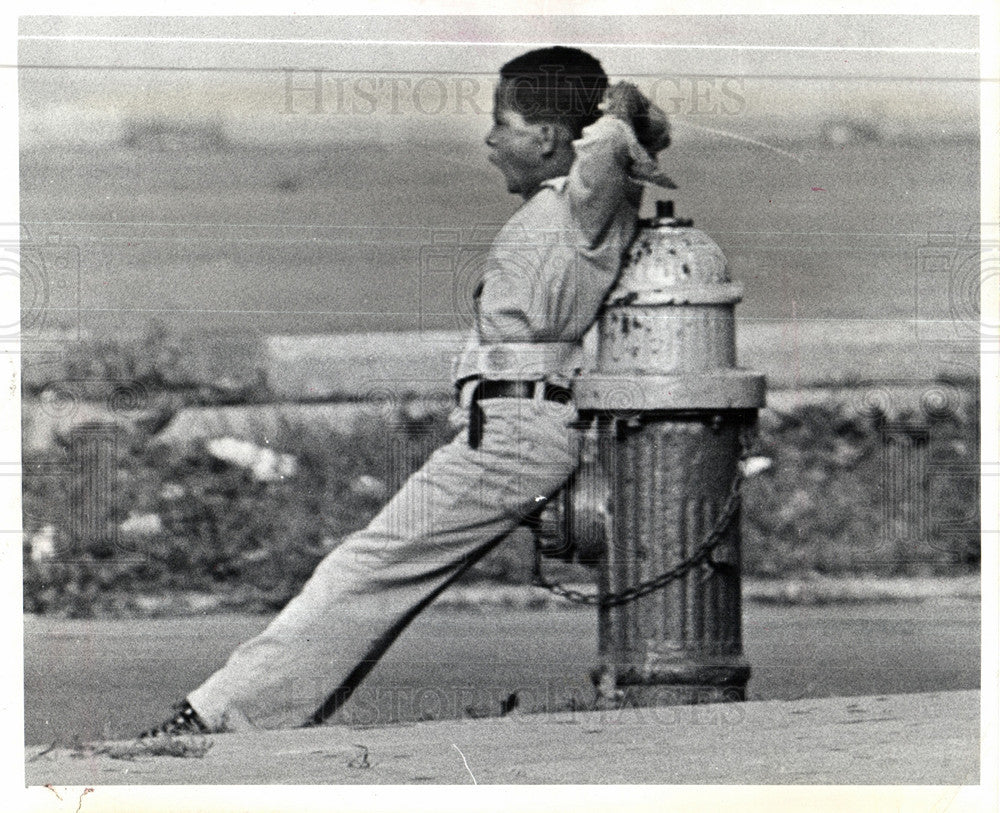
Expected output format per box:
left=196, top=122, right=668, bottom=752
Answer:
left=22, top=381, right=981, bottom=617
left=742, top=393, right=980, bottom=576
left=23, top=405, right=458, bottom=616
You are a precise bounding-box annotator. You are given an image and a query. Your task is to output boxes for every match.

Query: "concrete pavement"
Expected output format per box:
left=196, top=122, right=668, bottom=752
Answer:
left=25, top=689, right=979, bottom=786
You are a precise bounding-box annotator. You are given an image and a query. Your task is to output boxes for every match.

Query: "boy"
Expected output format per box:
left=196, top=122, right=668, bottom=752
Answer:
left=142, top=46, right=672, bottom=736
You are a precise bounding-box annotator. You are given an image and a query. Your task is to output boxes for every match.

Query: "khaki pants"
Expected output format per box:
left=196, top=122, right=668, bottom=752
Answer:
left=188, top=397, right=579, bottom=730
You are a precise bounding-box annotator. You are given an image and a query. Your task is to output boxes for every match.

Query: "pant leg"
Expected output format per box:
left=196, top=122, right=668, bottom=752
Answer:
left=188, top=397, right=579, bottom=730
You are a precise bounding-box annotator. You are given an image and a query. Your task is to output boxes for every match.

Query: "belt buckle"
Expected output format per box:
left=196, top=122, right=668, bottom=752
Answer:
left=457, top=377, right=480, bottom=409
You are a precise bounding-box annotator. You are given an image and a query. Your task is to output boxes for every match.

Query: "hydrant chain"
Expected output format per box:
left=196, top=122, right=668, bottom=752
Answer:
left=531, top=467, right=742, bottom=606
left=531, top=423, right=753, bottom=607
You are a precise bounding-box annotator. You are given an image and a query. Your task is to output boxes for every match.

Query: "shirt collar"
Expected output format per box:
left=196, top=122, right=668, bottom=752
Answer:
left=538, top=176, right=569, bottom=193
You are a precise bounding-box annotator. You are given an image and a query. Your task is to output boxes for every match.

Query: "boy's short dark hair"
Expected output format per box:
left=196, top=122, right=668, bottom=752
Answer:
left=498, top=46, right=608, bottom=139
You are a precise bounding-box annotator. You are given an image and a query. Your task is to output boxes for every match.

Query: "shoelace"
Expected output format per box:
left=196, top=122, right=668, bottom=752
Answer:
left=140, top=702, right=208, bottom=738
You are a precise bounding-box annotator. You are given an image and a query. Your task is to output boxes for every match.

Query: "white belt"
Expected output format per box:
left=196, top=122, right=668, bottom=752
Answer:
left=472, top=342, right=580, bottom=379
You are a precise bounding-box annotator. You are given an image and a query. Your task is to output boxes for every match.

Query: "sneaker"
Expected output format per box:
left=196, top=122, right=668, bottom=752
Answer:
left=139, top=700, right=209, bottom=738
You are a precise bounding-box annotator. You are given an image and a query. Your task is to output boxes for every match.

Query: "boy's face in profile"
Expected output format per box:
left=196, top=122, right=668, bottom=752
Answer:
left=485, top=81, right=550, bottom=197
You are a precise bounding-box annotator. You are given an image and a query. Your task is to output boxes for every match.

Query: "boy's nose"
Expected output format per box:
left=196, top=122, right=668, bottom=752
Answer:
left=484, top=127, right=498, bottom=147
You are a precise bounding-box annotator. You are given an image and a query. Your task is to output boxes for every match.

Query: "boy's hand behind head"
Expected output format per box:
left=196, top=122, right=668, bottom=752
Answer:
left=601, top=81, right=647, bottom=121
left=602, top=81, right=671, bottom=156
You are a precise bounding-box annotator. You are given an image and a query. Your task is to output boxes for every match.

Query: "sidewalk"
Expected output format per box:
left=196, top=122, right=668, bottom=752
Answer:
left=26, top=690, right=978, bottom=786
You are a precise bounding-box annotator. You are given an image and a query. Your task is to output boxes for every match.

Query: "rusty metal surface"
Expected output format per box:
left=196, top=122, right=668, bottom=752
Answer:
left=533, top=213, right=765, bottom=703
left=598, top=415, right=750, bottom=692
left=591, top=216, right=761, bottom=702
left=608, top=224, right=731, bottom=300
left=598, top=306, right=737, bottom=373
left=577, top=221, right=763, bottom=412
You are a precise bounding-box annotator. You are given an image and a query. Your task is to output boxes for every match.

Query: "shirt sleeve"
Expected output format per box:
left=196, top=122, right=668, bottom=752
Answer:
left=477, top=300, right=536, bottom=343
left=566, top=115, right=644, bottom=249
left=476, top=247, right=544, bottom=342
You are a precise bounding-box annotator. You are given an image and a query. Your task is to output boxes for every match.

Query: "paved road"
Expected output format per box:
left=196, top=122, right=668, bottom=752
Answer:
left=24, top=597, right=979, bottom=746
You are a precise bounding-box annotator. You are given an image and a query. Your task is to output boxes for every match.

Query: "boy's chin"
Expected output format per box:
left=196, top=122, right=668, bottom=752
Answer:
left=493, top=169, right=523, bottom=194
left=503, top=175, right=531, bottom=195
left=494, top=171, right=530, bottom=196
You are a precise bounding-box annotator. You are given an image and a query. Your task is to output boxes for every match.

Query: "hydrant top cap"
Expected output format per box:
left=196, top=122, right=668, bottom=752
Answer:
left=618, top=223, right=731, bottom=291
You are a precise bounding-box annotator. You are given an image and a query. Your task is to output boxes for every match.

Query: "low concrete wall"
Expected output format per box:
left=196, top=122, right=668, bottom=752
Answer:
left=21, top=319, right=977, bottom=402
left=145, top=382, right=972, bottom=449
left=153, top=398, right=449, bottom=448
left=20, top=319, right=977, bottom=452
left=265, top=330, right=464, bottom=400
left=263, top=319, right=977, bottom=400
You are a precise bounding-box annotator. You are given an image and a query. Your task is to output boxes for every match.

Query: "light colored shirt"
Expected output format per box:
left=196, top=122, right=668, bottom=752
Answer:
left=451, top=115, right=652, bottom=386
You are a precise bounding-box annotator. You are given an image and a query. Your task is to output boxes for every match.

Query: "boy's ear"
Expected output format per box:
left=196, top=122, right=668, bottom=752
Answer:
left=535, top=122, right=571, bottom=157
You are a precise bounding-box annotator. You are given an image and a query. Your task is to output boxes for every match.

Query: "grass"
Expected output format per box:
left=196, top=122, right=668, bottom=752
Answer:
left=103, top=736, right=214, bottom=761
left=740, top=396, right=979, bottom=577
left=744, top=574, right=980, bottom=606
left=29, top=733, right=214, bottom=762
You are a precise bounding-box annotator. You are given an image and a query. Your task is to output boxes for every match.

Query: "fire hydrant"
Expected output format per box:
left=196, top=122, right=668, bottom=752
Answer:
left=533, top=201, right=765, bottom=706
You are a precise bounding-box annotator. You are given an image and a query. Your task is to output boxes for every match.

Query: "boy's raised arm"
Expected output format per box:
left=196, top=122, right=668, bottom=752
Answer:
left=568, top=82, right=674, bottom=248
